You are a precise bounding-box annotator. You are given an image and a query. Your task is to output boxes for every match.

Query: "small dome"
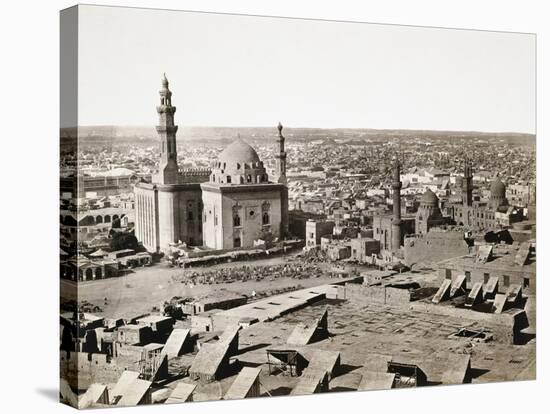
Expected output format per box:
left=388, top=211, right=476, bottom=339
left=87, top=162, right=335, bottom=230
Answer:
left=421, top=188, right=439, bottom=205
left=490, top=178, right=506, bottom=198
left=218, top=137, right=260, bottom=165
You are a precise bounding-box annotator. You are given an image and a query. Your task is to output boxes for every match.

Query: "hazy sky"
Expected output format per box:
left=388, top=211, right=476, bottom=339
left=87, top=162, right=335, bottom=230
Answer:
left=77, top=5, right=535, bottom=133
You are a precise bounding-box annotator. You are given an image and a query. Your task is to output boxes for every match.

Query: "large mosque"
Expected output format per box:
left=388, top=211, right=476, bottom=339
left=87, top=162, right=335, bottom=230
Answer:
left=134, top=75, right=288, bottom=253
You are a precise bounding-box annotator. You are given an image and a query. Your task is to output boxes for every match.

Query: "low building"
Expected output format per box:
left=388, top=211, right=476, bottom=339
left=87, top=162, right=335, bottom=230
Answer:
left=350, top=237, right=380, bottom=263
left=185, top=294, right=248, bottom=315
left=305, top=219, right=335, bottom=250
left=61, top=255, right=119, bottom=281
left=326, top=244, right=351, bottom=261
left=437, top=243, right=536, bottom=295
left=117, top=324, right=153, bottom=346
left=288, top=210, right=326, bottom=239
left=135, top=315, right=173, bottom=341
left=191, top=310, right=218, bottom=332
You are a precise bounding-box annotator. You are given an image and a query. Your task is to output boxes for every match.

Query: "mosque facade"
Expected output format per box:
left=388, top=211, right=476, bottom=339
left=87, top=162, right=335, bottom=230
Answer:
left=134, top=75, right=288, bottom=253
left=444, top=159, right=521, bottom=230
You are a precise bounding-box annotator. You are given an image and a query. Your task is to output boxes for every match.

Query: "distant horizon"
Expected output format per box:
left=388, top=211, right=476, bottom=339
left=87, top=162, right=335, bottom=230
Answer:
left=70, top=124, right=536, bottom=136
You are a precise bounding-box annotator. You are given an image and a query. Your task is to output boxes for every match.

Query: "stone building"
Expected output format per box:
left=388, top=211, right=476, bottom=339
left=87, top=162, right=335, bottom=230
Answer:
left=415, top=189, right=447, bottom=234
left=350, top=237, right=380, bottom=263
left=134, top=75, right=288, bottom=252
left=305, top=219, right=335, bottom=250
left=445, top=160, right=523, bottom=230
left=437, top=243, right=536, bottom=296
left=201, top=135, right=288, bottom=250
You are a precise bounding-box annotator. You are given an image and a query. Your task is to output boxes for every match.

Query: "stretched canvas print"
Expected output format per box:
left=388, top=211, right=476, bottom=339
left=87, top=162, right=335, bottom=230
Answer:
left=60, top=4, right=536, bottom=409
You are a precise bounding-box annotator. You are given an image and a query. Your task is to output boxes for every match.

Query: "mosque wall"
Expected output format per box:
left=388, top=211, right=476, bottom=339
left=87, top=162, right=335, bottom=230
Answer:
left=201, top=188, right=225, bottom=250
left=219, top=188, right=283, bottom=249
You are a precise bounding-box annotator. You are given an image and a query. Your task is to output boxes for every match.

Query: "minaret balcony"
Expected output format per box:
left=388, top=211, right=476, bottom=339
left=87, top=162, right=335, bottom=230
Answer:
left=155, top=125, right=178, bottom=134
left=156, top=105, right=177, bottom=114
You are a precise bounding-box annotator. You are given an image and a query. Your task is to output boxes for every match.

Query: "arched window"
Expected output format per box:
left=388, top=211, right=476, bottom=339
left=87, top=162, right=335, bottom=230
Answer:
left=96, top=216, right=103, bottom=224
left=233, top=214, right=241, bottom=227
left=246, top=174, right=252, bottom=183
left=262, top=212, right=270, bottom=225
left=237, top=163, right=241, bottom=170
left=187, top=211, right=194, bottom=221
left=233, top=237, right=241, bottom=248
left=104, top=215, right=111, bottom=223
left=227, top=176, right=232, bottom=184
left=240, top=176, right=244, bottom=184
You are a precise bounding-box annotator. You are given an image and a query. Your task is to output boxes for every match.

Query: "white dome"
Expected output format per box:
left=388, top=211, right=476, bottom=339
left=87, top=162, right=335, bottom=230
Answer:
left=210, top=137, right=268, bottom=185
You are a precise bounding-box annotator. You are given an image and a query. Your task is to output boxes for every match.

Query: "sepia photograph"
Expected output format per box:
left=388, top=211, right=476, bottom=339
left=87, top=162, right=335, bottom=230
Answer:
left=59, top=4, right=536, bottom=409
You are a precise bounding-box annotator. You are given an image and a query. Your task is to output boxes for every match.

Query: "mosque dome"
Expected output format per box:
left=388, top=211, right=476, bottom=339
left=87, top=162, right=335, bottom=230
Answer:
left=210, top=137, right=268, bottom=185
left=420, top=188, right=439, bottom=206
left=490, top=178, right=506, bottom=199
left=218, top=137, right=260, bottom=166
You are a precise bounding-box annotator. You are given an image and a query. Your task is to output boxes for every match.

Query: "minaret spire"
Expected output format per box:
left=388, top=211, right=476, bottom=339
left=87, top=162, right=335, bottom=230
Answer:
left=391, top=156, right=402, bottom=253
left=462, top=157, right=473, bottom=207
left=275, top=122, right=287, bottom=184
left=153, top=74, right=179, bottom=184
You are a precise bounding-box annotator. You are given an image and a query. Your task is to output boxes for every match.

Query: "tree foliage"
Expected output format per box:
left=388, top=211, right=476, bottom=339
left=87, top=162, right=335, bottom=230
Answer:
left=110, top=232, right=138, bottom=251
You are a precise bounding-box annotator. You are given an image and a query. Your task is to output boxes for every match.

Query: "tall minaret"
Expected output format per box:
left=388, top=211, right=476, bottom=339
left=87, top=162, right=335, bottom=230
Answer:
left=462, top=158, right=473, bottom=207
left=154, top=73, right=179, bottom=185
left=275, top=122, right=287, bottom=184
left=391, top=157, right=402, bottom=253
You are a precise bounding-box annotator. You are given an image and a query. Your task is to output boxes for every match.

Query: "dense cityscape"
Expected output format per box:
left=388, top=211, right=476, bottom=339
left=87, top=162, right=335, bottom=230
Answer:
left=60, top=79, right=536, bottom=408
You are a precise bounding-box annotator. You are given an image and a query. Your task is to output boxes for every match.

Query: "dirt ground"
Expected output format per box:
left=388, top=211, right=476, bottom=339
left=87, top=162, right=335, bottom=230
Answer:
left=61, top=255, right=361, bottom=318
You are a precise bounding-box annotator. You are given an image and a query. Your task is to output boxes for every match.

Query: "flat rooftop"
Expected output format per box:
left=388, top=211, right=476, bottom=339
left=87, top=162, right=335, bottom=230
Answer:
left=211, top=279, right=357, bottom=323
left=439, top=249, right=535, bottom=273
left=159, top=297, right=534, bottom=401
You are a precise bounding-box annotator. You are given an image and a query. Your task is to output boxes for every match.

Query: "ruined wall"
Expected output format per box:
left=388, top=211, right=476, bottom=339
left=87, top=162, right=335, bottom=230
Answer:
left=404, top=231, right=470, bottom=267
left=344, top=284, right=411, bottom=307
